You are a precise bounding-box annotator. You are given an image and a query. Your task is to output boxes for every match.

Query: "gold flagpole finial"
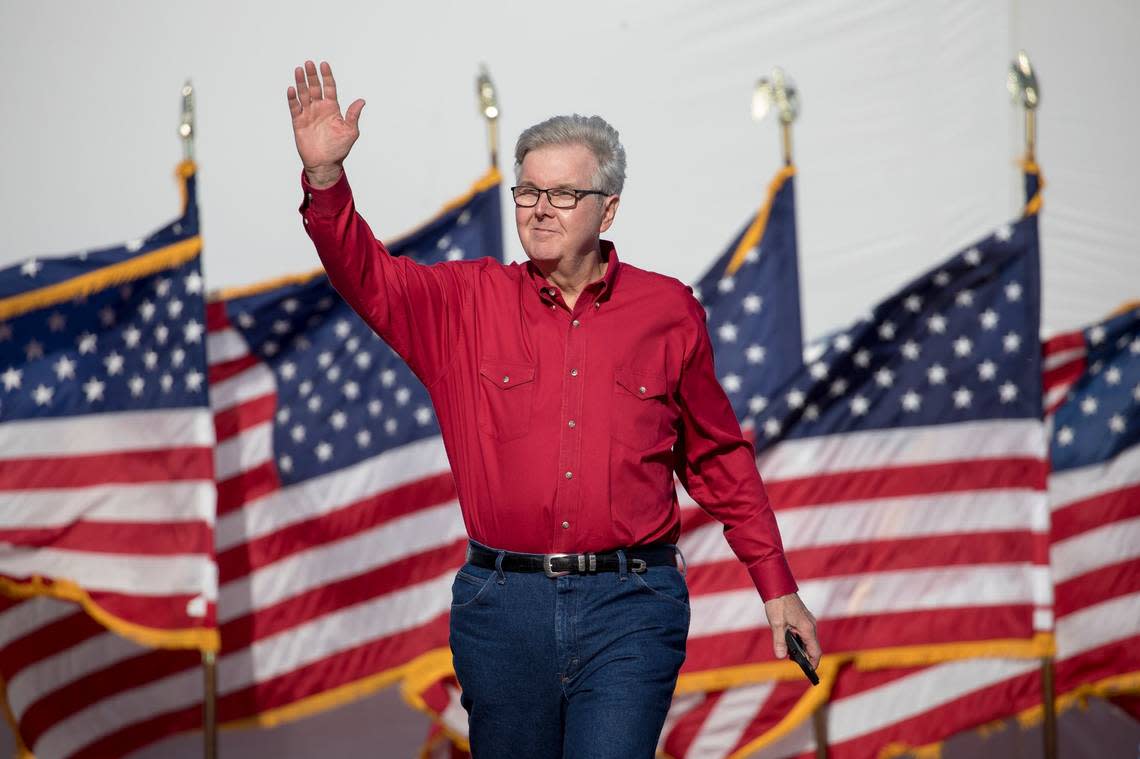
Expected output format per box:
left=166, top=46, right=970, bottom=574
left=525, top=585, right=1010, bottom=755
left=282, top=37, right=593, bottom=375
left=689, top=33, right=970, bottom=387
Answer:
left=179, top=80, right=195, bottom=162
left=1007, top=50, right=1040, bottom=161
left=753, top=67, right=800, bottom=166
left=475, top=65, right=500, bottom=169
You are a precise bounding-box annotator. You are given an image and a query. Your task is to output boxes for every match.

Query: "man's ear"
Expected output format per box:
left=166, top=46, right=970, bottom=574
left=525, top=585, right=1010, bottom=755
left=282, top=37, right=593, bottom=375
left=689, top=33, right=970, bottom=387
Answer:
left=598, top=195, right=620, bottom=234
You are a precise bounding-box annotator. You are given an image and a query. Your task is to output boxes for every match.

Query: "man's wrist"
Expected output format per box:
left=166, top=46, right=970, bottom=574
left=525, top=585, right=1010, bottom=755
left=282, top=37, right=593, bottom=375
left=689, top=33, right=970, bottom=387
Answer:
left=304, top=164, right=344, bottom=190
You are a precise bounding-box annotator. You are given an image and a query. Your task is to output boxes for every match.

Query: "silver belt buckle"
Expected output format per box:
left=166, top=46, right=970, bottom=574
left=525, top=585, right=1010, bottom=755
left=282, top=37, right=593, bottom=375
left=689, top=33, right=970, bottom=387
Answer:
left=543, top=553, right=573, bottom=578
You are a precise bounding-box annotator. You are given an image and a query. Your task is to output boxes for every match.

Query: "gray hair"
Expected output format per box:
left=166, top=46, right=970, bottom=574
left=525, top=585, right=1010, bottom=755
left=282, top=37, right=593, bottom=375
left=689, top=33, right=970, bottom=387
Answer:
left=514, top=114, right=627, bottom=196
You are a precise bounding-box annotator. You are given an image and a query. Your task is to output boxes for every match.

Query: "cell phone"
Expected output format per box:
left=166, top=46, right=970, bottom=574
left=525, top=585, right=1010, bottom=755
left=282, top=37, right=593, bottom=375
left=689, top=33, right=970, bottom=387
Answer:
left=785, top=628, right=819, bottom=686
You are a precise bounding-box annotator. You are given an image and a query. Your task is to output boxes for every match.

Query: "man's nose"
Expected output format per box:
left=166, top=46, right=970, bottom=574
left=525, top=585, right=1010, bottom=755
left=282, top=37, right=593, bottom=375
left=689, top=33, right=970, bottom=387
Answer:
left=534, top=190, right=555, bottom=216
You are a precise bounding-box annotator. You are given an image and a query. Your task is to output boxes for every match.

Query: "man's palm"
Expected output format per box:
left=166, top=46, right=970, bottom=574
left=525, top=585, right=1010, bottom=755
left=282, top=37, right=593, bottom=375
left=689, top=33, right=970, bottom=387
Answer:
left=287, top=61, right=364, bottom=183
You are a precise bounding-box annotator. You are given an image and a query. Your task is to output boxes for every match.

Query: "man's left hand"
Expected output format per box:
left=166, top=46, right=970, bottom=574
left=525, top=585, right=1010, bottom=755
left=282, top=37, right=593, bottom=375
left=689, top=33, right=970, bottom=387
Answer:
left=764, top=592, right=821, bottom=669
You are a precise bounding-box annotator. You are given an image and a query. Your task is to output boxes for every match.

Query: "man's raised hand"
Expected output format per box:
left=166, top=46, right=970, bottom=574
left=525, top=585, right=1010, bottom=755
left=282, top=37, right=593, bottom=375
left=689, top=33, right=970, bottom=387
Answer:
left=287, top=60, right=365, bottom=189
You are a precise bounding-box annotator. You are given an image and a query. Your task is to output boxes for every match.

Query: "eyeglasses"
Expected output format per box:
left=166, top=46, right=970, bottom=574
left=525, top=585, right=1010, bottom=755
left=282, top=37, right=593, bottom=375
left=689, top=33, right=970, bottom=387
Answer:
left=510, top=186, right=609, bottom=209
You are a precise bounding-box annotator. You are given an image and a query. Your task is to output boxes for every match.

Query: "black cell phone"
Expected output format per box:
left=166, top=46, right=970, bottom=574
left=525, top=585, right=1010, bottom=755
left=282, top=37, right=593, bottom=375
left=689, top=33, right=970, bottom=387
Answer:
left=785, top=628, right=819, bottom=686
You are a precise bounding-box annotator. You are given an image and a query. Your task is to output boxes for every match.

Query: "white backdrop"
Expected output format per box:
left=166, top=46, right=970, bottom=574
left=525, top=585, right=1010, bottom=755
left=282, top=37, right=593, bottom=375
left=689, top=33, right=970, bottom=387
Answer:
left=2, top=1, right=1139, bottom=757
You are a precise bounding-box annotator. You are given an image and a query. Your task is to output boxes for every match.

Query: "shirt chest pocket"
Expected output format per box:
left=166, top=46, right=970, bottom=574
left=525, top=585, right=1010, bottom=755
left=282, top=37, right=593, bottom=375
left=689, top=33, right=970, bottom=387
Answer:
left=477, top=358, right=537, bottom=442
left=611, top=367, right=670, bottom=451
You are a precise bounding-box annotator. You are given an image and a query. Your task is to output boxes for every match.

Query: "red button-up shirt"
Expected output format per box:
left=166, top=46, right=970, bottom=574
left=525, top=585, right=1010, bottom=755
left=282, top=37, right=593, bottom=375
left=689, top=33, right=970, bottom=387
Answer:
left=300, top=172, right=797, bottom=601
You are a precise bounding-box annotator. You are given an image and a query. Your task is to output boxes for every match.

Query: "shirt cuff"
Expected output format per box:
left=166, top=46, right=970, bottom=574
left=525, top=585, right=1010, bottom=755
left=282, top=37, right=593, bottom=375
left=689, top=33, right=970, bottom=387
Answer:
left=747, top=553, right=799, bottom=602
left=300, top=169, right=352, bottom=217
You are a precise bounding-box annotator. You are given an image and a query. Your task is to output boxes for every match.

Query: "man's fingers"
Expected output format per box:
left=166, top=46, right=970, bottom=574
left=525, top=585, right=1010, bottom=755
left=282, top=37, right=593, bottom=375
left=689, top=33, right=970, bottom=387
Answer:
left=305, top=60, right=322, bottom=100
left=294, top=66, right=310, bottom=108
left=802, top=628, right=823, bottom=669
left=320, top=61, right=337, bottom=103
left=771, top=623, right=788, bottom=659
left=344, top=99, right=365, bottom=128
left=286, top=86, right=302, bottom=118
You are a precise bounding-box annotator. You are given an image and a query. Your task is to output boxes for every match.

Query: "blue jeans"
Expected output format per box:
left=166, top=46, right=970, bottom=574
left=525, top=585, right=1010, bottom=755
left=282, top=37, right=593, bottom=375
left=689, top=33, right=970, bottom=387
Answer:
left=448, top=542, right=690, bottom=758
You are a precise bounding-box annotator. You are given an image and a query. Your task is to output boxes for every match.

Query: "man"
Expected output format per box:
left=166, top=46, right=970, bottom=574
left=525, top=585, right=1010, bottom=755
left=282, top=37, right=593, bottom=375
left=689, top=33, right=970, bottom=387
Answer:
left=287, top=59, right=820, bottom=757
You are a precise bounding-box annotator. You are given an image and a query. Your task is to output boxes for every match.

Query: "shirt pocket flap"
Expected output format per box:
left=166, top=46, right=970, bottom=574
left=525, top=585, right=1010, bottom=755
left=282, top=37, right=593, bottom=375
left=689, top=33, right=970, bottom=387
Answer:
left=479, top=358, right=536, bottom=390
left=615, top=367, right=668, bottom=400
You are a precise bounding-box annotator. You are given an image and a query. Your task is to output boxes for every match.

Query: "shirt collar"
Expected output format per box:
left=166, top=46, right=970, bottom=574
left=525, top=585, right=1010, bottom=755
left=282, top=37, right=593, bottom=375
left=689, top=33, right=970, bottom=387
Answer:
left=526, top=240, right=621, bottom=305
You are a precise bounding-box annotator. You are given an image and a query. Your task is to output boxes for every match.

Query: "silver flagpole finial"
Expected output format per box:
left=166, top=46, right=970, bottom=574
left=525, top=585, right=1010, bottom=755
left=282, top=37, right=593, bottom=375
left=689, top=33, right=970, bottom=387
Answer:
left=179, top=80, right=195, bottom=162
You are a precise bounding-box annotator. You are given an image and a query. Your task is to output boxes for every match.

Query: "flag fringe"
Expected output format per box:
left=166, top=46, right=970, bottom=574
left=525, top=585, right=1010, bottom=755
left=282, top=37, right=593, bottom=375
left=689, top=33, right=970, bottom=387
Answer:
left=724, top=165, right=796, bottom=277
left=852, top=632, right=1055, bottom=671
left=0, top=674, right=35, bottom=759
left=0, top=576, right=218, bottom=652
left=210, top=167, right=503, bottom=303
left=400, top=649, right=472, bottom=752
left=1021, top=159, right=1044, bottom=216
left=1014, top=669, right=1140, bottom=729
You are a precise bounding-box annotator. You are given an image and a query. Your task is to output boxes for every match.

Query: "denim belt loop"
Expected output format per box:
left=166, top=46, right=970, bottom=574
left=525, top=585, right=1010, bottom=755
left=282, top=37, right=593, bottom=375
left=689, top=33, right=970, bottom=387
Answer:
left=674, top=545, right=688, bottom=577
left=494, top=550, right=507, bottom=584
left=616, top=549, right=628, bottom=581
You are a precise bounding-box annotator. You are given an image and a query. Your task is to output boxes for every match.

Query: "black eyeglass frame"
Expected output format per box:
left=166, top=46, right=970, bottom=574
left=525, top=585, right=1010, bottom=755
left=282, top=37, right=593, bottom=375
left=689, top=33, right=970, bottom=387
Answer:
left=509, top=186, right=610, bottom=209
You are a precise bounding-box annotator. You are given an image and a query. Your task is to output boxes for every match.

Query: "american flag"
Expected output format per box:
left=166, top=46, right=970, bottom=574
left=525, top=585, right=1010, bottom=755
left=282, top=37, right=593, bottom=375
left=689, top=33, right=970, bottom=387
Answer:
left=0, top=169, right=502, bottom=758
left=0, top=162, right=218, bottom=757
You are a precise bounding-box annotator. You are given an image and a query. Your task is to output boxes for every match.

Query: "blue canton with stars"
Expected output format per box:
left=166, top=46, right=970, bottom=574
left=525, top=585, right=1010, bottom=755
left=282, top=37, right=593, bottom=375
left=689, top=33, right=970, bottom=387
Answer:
left=1051, top=307, right=1140, bottom=473
left=226, top=180, right=503, bottom=486
left=741, top=214, right=1042, bottom=450
left=694, top=173, right=804, bottom=421
left=0, top=171, right=208, bottom=421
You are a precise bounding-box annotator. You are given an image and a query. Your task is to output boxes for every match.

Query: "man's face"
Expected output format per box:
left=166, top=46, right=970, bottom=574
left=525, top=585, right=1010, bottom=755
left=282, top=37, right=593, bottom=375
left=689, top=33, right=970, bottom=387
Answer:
left=515, top=143, right=619, bottom=266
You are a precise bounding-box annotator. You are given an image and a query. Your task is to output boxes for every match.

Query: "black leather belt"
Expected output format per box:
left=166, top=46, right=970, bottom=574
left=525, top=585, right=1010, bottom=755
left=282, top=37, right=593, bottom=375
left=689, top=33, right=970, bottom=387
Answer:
left=467, top=541, right=678, bottom=578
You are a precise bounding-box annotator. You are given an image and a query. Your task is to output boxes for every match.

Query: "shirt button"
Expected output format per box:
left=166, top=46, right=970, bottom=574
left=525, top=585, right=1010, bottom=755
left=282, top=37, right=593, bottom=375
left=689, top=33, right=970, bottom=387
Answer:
left=638, top=386, right=647, bottom=394
left=568, top=419, right=576, bottom=428
left=571, top=319, right=580, bottom=327
left=562, top=521, right=570, bottom=529
left=564, top=471, right=573, bottom=479
left=594, top=302, right=601, bottom=309
left=548, top=289, right=557, bottom=296
left=570, top=368, right=578, bottom=377
left=502, top=376, right=510, bottom=383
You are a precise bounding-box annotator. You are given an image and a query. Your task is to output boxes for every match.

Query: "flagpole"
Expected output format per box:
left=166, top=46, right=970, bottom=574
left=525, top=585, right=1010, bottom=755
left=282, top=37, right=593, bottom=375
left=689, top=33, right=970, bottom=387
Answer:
left=753, top=67, right=799, bottom=166
left=180, top=80, right=195, bottom=162
left=475, top=65, right=500, bottom=170
left=203, top=650, right=218, bottom=759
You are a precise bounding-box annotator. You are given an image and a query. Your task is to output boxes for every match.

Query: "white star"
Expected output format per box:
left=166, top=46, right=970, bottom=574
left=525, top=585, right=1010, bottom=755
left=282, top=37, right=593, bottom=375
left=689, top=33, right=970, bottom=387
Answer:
left=143, top=351, right=159, bottom=370
left=1109, top=414, right=1126, bottom=434
left=901, top=340, right=921, bottom=360
left=927, top=314, right=947, bottom=334
left=184, top=271, right=204, bottom=294
left=999, top=382, right=1018, bottom=403
left=155, top=278, right=172, bottom=297
left=745, top=344, right=766, bottom=364
left=995, top=224, right=1013, bottom=241
left=1080, top=396, right=1098, bottom=415
left=33, top=384, right=54, bottom=405
left=123, top=325, right=142, bottom=349
left=78, top=332, right=97, bottom=354
left=829, top=378, right=848, bottom=397
left=298, top=380, right=313, bottom=396
left=457, top=210, right=472, bottom=226
left=53, top=355, right=76, bottom=380
left=1090, top=360, right=1103, bottom=375
left=718, top=323, right=738, bottom=342
left=1105, top=367, right=1122, bottom=386
left=128, top=375, right=146, bottom=397
left=809, top=361, right=829, bottom=380
left=1130, top=338, right=1140, bottom=355
left=236, top=312, right=255, bottom=328
left=272, top=319, right=290, bottom=335
left=25, top=340, right=44, bottom=360
left=355, top=352, right=372, bottom=370
left=874, top=367, right=894, bottom=387
left=901, top=390, right=922, bottom=412
left=1133, top=383, right=1140, bottom=402
left=878, top=321, right=896, bottom=341
left=330, top=410, right=348, bottom=430
left=1056, top=426, right=1074, bottom=446
left=1088, top=326, right=1106, bottom=345
left=1003, top=332, right=1021, bottom=353
left=315, top=442, right=333, bottom=462
left=291, top=424, right=306, bottom=443
left=449, top=247, right=465, bottom=261
left=167, top=299, right=184, bottom=319
left=317, top=351, right=334, bottom=369
left=979, top=309, right=999, bottom=330
left=368, top=399, right=383, bottom=417
left=744, top=246, right=761, bottom=264
left=977, top=360, right=997, bottom=381
left=415, top=407, right=433, bottom=425
left=385, top=418, right=398, bottom=435
left=99, top=305, right=116, bottom=327
left=803, top=404, right=820, bottom=421
left=742, top=294, right=763, bottom=314
left=326, top=366, right=341, bottom=383
left=953, top=336, right=973, bottom=357
left=927, top=364, right=947, bottom=385
left=395, top=386, right=413, bottom=405
left=139, top=300, right=156, bottom=321
left=934, top=271, right=951, bottom=287
left=436, top=235, right=451, bottom=250
left=833, top=334, right=852, bottom=352
left=953, top=387, right=973, bottom=408
left=277, top=407, right=291, bottom=425
left=21, top=258, right=43, bottom=277
left=83, top=377, right=105, bottom=402
left=126, top=238, right=145, bottom=252
left=356, top=429, right=372, bottom=447
left=307, top=395, right=322, bottom=412
left=763, top=418, right=782, bottom=438
left=47, top=312, right=66, bottom=332
left=903, top=295, right=923, bottom=313
left=748, top=395, right=768, bottom=414
left=786, top=389, right=806, bottom=409
left=282, top=298, right=300, bottom=314
left=345, top=336, right=361, bottom=353
left=850, top=395, right=870, bottom=416
left=275, top=362, right=296, bottom=381
left=2, top=367, right=22, bottom=391
left=183, top=320, right=203, bottom=343
left=342, top=381, right=360, bottom=400
left=722, top=374, right=742, bottom=393
left=381, top=369, right=397, bottom=387
left=955, top=290, right=974, bottom=307
left=104, top=352, right=125, bottom=376
left=279, top=455, right=293, bottom=473
left=160, top=373, right=174, bottom=392
left=964, top=248, right=982, bottom=265
left=185, top=370, right=204, bottom=392
left=334, top=320, right=352, bottom=339
left=155, top=324, right=170, bottom=345
left=716, top=277, right=735, bottom=294
left=1005, top=282, right=1022, bottom=302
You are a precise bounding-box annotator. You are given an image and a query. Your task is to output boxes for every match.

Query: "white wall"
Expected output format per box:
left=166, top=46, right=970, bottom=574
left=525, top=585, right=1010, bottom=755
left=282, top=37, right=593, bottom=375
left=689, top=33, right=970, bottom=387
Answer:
left=2, top=1, right=1138, bottom=756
